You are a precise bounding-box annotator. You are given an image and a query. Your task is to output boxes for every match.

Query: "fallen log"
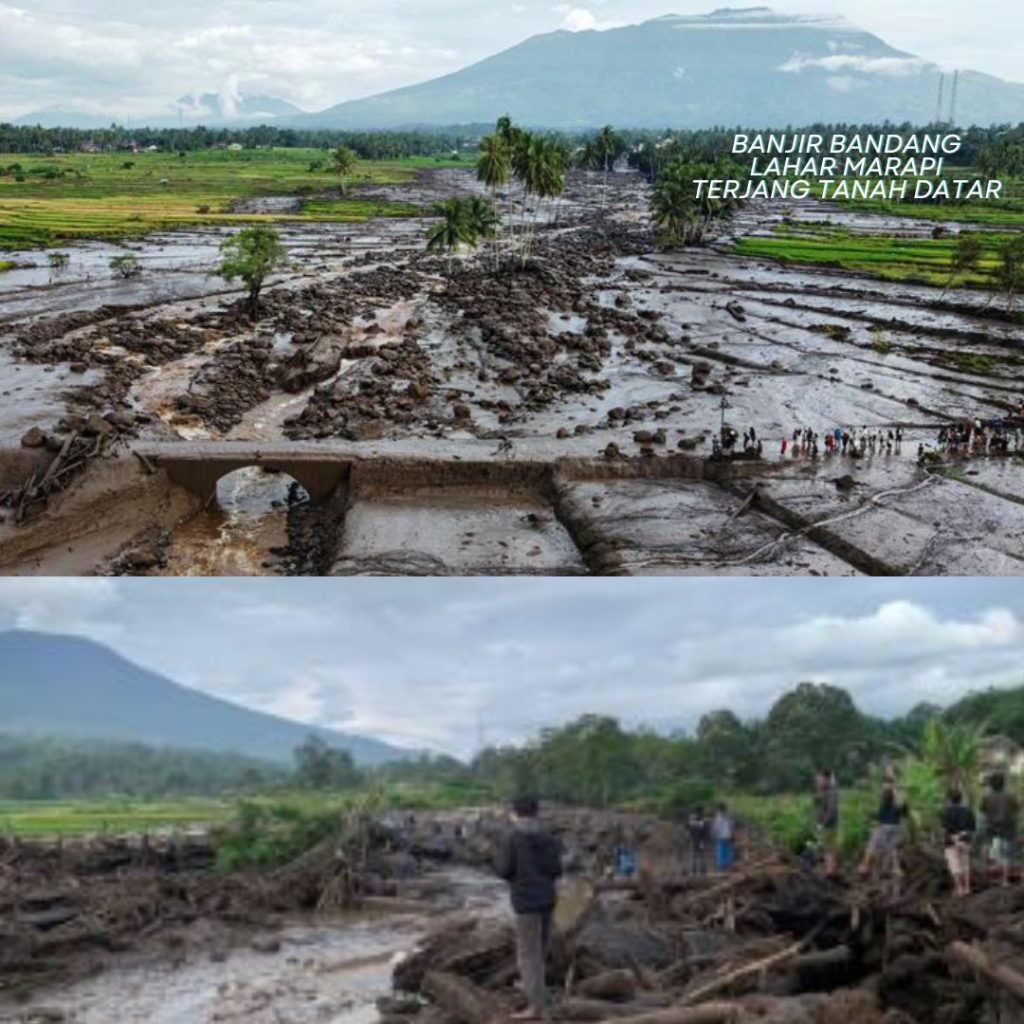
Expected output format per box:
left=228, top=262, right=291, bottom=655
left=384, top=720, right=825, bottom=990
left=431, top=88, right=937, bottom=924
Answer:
left=679, top=926, right=825, bottom=1006
left=423, top=969, right=505, bottom=1024
left=576, top=968, right=638, bottom=1002
left=588, top=1004, right=740, bottom=1024
left=947, top=941, right=1024, bottom=1004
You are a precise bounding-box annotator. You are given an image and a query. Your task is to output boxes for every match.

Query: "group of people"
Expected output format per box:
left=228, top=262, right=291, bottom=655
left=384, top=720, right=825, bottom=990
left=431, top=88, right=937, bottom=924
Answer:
left=936, top=420, right=1024, bottom=457
left=814, top=767, right=1020, bottom=897
left=780, top=426, right=905, bottom=460
left=493, top=771, right=1021, bottom=1020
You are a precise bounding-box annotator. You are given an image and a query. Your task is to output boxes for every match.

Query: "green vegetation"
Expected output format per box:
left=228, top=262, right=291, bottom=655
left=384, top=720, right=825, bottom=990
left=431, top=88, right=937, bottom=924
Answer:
left=734, top=222, right=1017, bottom=290
left=109, top=252, right=141, bottom=278
left=329, top=145, right=359, bottom=196
left=426, top=196, right=501, bottom=275
left=0, top=148, right=458, bottom=248
left=214, top=225, right=289, bottom=318
left=650, top=153, right=747, bottom=245
left=5, top=678, right=1024, bottom=856
left=0, top=797, right=232, bottom=837
left=0, top=733, right=287, bottom=801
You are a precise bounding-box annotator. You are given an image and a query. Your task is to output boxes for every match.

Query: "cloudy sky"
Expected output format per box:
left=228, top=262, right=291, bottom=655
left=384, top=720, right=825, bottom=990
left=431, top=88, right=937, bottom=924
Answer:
left=2, top=0, right=1020, bottom=121
left=1, top=578, right=1022, bottom=757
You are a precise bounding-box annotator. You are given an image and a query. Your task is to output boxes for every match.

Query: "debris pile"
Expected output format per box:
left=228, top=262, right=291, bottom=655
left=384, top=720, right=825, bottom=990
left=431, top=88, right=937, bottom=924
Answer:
left=0, top=809, right=415, bottom=998
left=388, top=837, right=1024, bottom=1024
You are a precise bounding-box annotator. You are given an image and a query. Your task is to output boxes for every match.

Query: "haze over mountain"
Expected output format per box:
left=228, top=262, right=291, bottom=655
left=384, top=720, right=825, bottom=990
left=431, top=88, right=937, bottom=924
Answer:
left=294, top=8, right=1024, bottom=130
left=13, top=93, right=305, bottom=131
left=0, top=630, right=404, bottom=765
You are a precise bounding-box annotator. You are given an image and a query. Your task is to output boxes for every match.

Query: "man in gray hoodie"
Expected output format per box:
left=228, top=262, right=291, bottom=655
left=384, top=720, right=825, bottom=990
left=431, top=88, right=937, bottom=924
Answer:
left=495, top=796, right=563, bottom=1020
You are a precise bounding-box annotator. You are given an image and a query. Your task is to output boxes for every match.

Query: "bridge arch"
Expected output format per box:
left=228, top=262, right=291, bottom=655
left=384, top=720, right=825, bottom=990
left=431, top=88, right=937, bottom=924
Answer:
left=156, top=455, right=349, bottom=505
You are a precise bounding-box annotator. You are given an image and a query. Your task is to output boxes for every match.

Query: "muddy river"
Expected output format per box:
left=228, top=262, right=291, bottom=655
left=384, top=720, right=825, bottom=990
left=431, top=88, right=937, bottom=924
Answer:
left=4, top=867, right=506, bottom=1024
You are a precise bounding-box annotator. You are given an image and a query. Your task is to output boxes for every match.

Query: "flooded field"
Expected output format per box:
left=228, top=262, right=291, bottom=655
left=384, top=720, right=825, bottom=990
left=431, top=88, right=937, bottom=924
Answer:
left=0, top=167, right=1021, bottom=575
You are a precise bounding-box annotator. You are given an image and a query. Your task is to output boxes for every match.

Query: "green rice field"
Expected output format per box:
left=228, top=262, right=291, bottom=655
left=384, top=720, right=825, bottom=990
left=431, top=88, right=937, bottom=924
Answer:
left=0, top=148, right=456, bottom=248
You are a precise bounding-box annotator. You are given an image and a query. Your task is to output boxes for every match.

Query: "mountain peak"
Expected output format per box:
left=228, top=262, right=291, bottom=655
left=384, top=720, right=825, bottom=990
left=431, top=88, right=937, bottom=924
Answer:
left=294, top=8, right=1022, bottom=130
left=0, top=630, right=406, bottom=765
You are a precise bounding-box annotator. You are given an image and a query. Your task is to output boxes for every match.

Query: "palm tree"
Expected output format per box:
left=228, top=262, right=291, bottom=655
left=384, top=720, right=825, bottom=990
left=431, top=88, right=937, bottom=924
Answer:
left=476, top=134, right=510, bottom=266
left=466, top=196, right=500, bottom=244
left=514, top=135, right=564, bottom=265
left=330, top=145, right=358, bottom=196
left=425, top=197, right=499, bottom=274
left=595, top=125, right=621, bottom=210
left=922, top=718, right=988, bottom=791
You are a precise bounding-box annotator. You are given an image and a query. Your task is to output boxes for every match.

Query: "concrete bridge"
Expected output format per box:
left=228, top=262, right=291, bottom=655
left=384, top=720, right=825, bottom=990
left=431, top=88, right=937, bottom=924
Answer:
left=133, top=440, right=706, bottom=505
left=134, top=442, right=354, bottom=503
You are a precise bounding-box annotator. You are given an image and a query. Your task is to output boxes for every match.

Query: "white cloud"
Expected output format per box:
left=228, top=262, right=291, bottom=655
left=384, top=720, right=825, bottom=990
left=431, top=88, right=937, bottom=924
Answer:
left=779, top=53, right=930, bottom=76
left=560, top=7, right=597, bottom=31
left=4, top=580, right=1024, bottom=759
left=0, top=578, right=120, bottom=633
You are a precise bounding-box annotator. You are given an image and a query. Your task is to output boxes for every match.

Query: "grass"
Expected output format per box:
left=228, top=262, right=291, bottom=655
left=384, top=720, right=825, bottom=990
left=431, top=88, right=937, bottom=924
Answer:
left=0, top=797, right=232, bottom=837
left=735, top=222, right=1013, bottom=289
left=0, top=781, right=491, bottom=838
left=0, top=148, right=457, bottom=248
left=844, top=192, right=1024, bottom=227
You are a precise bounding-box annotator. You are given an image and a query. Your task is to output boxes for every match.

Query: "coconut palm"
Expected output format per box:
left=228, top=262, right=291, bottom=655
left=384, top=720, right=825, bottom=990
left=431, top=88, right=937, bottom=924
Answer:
left=426, top=198, right=474, bottom=278
left=477, top=134, right=511, bottom=191
left=466, top=196, right=500, bottom=243
left=595, top=125, right=622, bottom=209
left=514, top=135, right=564, bottom=265
left=476, top=134, right=511, bottom=266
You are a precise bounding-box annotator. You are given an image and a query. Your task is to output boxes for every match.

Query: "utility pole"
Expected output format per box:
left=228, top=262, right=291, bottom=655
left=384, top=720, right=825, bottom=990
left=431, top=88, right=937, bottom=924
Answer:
left=949, top=70, right=960, bottom=125
left=935, top=73, right=945, bottom=124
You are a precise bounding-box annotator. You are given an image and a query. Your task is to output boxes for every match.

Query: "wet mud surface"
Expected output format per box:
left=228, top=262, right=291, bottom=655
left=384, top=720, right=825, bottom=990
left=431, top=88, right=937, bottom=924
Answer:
left=0, top=168, right=1021, bottom=575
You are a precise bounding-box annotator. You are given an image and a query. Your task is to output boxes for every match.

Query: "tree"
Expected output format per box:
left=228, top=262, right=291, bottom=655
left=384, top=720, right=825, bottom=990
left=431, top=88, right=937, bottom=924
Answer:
left=293, top=734, right=362, bottom=789
left=992, top=233, right=1024, bottom=312
left=476, top=133, right=511, bottom=192
left=510, top=133, right=564, bottom=265
left=426, top=197, right=475, bottom=277
left=941, top=234, right=984, bottom=298
left=330, top=145, right=358, bottom=196
left=594, top=125, right=623, bottom=209
left=109, top=253, right=141, bottom=278
left=922, top=718, right=988, bottom=791
left=214, top=225, right=288, bottom=320
left=761, top=682, right=867, bottom=791
left=475, top=137, right=510, bottom=265
left=696, top=710, right=757, bottom=787
left=650, top=155, right=745, bottom=246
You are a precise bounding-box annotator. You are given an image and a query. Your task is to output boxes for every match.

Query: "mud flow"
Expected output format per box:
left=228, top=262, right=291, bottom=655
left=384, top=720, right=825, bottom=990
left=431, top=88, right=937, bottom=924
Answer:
left=5, top=808, right=1024, bottom=1024
left=1, top=169, right=1021, bottom=575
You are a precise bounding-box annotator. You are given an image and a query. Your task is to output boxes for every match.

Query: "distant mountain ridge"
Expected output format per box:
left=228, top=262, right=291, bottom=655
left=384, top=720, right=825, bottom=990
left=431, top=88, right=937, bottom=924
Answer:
left=0, top=630, right=404, bottom=765
left=292, top=7, right=1024, bottom=129
left=12, top=93, right=304, bottom=130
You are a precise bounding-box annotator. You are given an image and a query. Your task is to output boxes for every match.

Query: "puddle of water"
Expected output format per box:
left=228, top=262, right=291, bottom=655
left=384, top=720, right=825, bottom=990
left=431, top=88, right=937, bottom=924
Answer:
left=0, top=350, right=100, bottom=444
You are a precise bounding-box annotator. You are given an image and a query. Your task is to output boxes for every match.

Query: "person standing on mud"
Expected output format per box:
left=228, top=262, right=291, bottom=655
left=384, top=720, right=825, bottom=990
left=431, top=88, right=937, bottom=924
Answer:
left=687, top=806, right=711, bottom=875
left=858, top=778, right=907, bottom=895
left=814, top=769, right=840, bottom=878
left=712, top=803, right=735, bottom=872
left=495, top=796, right=563, bottom=1021
left=981, top=773, right=1019, bottom=888
left=942, top=789, right=977, bottom=897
